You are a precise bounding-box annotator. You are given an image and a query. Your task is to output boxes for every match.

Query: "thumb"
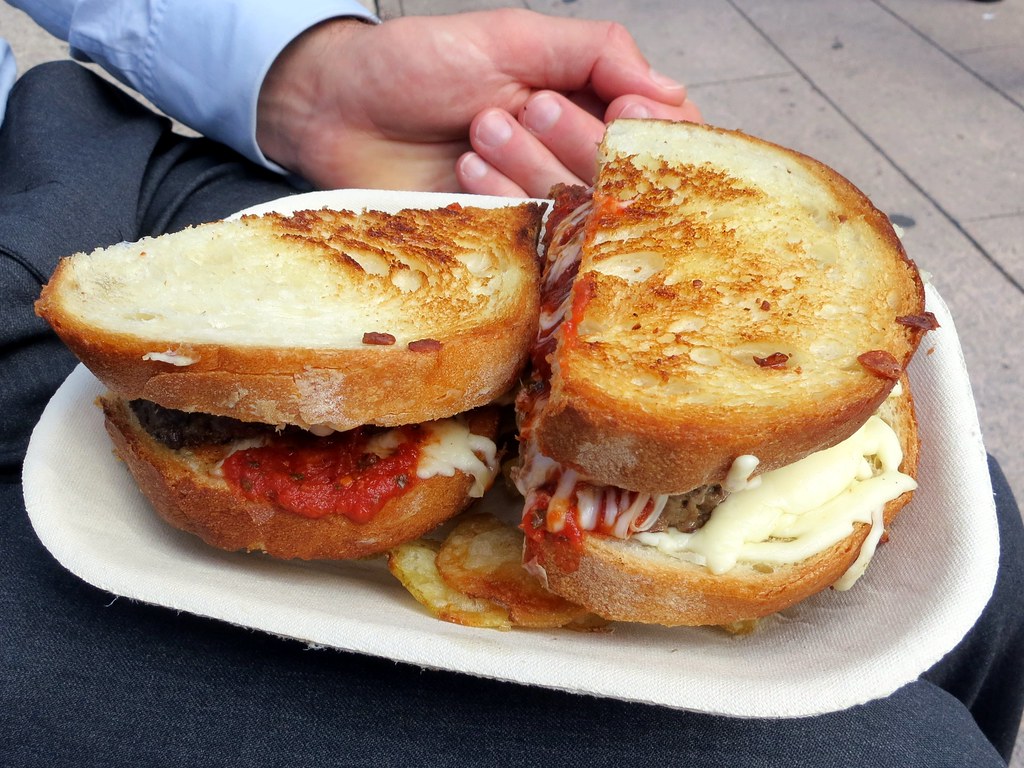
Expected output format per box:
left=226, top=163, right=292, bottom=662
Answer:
left=496, top=11, right=687, bottom=106
left=590, top=23, right=688, bottom=106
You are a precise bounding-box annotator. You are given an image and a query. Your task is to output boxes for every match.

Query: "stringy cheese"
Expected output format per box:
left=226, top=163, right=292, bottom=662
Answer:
left=537, top=201, right=591, bottom=339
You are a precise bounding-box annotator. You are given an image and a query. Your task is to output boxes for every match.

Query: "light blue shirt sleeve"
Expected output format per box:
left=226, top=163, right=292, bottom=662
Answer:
left=3, top=0, right=377, bottom=170
left=0, top=38, right=15, bottom=129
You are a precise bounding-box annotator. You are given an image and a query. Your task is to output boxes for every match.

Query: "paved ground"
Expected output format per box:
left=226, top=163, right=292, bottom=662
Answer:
left=3, top=0, right=1021, bottom=763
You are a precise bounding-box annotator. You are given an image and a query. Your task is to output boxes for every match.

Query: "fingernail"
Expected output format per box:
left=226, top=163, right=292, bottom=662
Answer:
left=459, top=153, right=489, bottom=181
left=620, top=103, right=651, bottom=119
left=522, top=93, right=562, bottom=134
left=475, top=111, right=513, bottom=148
left=649, top=68, right=685, bottom=92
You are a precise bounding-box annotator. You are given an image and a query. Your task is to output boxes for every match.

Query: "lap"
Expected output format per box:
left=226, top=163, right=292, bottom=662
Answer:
left=0, top=474, right=1007, bottom=767
left=0, top=61, right=297, bottom=468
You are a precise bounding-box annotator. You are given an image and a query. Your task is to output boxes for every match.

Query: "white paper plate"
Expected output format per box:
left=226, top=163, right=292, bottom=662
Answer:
left=22, top=190, right=998, bottom=718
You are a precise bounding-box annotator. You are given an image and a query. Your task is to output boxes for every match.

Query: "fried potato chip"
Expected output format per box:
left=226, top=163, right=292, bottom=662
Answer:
left=436, top=514, right=596, bottom=629
left=386, top=539, right=512, bottom=630
left=719, top=618, right=759, bottom=636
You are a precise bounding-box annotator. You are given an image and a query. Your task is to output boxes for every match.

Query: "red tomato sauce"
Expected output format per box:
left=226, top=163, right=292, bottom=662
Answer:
left=221, top=427, right=423, bottom=523
left=560, top=272, right=597, bottom=351
left=522, top=491, right=584, bottom=573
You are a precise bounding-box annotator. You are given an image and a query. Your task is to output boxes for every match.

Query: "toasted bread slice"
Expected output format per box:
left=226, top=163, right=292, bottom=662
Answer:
left=101, top=394, right=500, bottom=560
left=535, top=120, right=928, bottom=494
left=523, top=377, right=919, bottom=626
left=37, top=204, right=543, bottom=430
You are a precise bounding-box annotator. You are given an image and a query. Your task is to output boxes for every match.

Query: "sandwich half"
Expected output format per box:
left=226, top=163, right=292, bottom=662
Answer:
left=37, top=202, right=544, bottom=559
left=515, top=120, right=936, bottom=625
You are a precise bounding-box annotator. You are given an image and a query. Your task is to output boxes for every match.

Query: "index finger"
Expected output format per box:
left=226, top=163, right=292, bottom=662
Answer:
left=518, top=91, right=606, bottom=183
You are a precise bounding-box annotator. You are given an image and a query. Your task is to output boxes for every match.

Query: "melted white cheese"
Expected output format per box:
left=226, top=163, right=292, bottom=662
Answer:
left=633, top=415, right=916, bottom=584
left=209, top=436, right=270, bottom=477
left=142, top=350, right=197, bottom=366
left=723, top=454, right=761, bottom=493
left=417, top=419, right=499, bottom=498
left=832, top=502, right=886, bottom=591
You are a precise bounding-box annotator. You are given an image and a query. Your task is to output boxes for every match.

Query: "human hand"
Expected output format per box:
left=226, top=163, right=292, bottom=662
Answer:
left=256, top=9, right=701, bottom=196
left=458, top=89, right=702, bottom=198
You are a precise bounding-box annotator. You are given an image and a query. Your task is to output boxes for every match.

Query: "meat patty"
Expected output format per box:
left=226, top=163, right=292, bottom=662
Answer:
left=647, top=485, right=728, bottom=533
left=129, top=399, right=272, bottom=450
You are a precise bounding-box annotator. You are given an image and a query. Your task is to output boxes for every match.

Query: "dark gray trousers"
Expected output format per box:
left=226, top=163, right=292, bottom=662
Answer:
left=1, top=62, right=1021, bottom=767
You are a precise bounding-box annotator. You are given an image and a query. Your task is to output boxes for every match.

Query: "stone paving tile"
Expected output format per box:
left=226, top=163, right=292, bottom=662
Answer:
left=970, top=213, right=1024, bottom=288
left=881, top=0, right=1024, bottom=53
left=379, top=0, right=521, bottom=18
left=731, top=0, right=1024, bottom=223
left=527, top=0, right=789, bottom=85
left=960, top=44, right=1024, bottom=105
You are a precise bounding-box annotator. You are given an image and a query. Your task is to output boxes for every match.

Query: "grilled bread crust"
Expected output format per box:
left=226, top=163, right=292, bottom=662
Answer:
left=101, top=395, right=500, bottom=560
left=524, top=379, right=919, bottom=626
left=535, top=121, right=928, bottom=495
left=37, top=204, right=543, bottom=431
